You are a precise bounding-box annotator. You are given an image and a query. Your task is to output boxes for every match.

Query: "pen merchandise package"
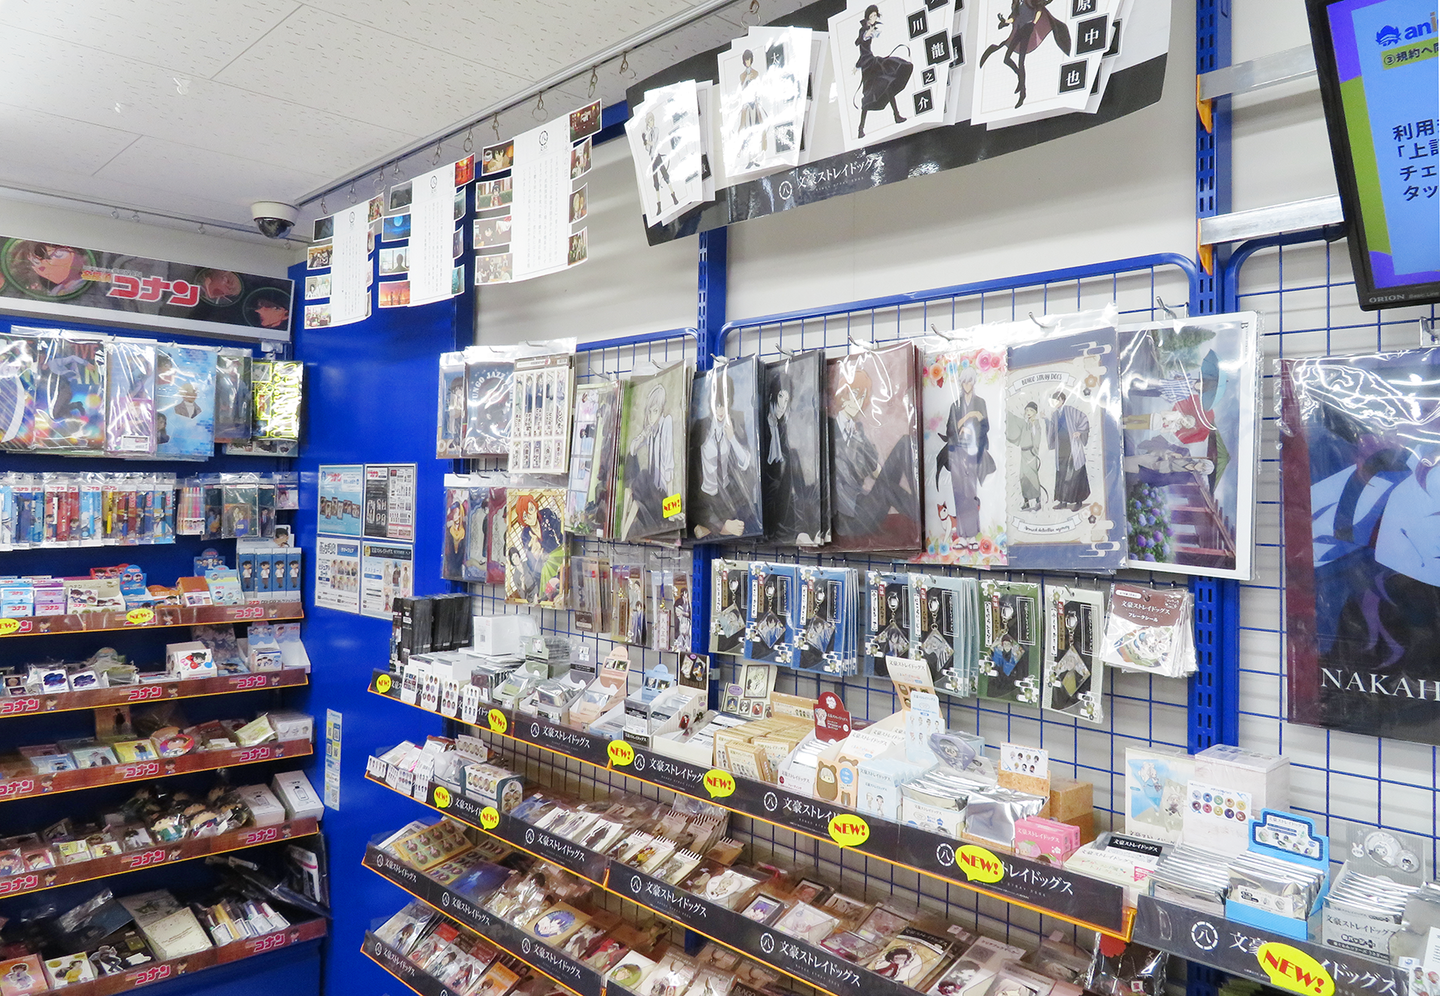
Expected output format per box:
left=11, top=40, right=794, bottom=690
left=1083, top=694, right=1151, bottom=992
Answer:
left=104, top=340, right=156, bottom=456
left=155, top=344, right=216, bottom=461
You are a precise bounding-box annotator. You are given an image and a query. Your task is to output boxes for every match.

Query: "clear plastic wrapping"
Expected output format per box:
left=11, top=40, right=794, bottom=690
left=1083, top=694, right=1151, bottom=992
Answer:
left=615, top=360, right=692, bottom=541
left=565, top=379, right=622, bottom=537
left=154, top=344, right=216, bottom=461
left=0, top=332, right=38, bottom=449
left=213, top=348, right=253, bottom=443
left=463, top=347, right=514, bottom=457
left=689, top=357, right=764, bottom=542
left=34, top=332, right=106, bottom=452
left=762, top=349, right=830, bottom=546
left=437, top=351, right=467, bottom=458
left=104, top=339, right=156, bottom=457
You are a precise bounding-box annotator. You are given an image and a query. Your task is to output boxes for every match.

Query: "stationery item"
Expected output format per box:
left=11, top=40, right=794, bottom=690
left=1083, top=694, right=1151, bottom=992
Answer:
left=155, top=345, right=218, bottom=460
left=615, top=360, right=692, bottom=540
left=762, top=349, right=830, bottom=545
left=689, top=357, right=764, bottom=541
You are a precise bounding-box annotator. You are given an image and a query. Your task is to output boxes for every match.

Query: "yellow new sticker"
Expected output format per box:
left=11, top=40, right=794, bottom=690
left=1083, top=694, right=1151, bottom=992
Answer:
left=375, top=674, right=392, bottom=694
left=955, top=844, right=1006, bottom=883
left=125, top=608, right=155, bottom=626
left=608, top=740, right=635, bottom=767
left=662, top=494, right=683, bottom=519
left=433, top=786, right=452, bottom=809
left=480, top=806, right=500, bottom=830
left=828, top=814, right=870, bottom=847
left=0, top=619, right=19, bottom=636
left=488, top=709, right=507, bottom=734
left=1256, top=943, right=1334, bottom=996
left=703, top=769, right=736, bottom=798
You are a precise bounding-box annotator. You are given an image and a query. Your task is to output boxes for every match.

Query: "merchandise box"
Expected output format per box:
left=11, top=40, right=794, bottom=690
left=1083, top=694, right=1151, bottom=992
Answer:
left=272, top=770, right=324, bottom=821
left=265, top=710, right=314, bottom=742
left=234, top=784, right=288, bottom=826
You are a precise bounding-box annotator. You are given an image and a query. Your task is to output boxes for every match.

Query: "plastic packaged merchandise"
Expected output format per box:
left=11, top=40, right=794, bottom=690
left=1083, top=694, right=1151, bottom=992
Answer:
left=34, top=331, right=107, bottom=452
left=688, top=357, right=764, bottom=542
left=436, top=351, right=466, bottom=458
left=104, top=340, right=156, bottom=456
left=508, top=344, right=577, bottom=479
left=826, top=341, right=922, bottom=553
left=504, top=488, right=568, bottom=608
left=1084, top=937, right=1166, bottom=996
left=155, top=344, right=218, bottom=461
left=565, top=379, right=622, bottom=538
left=0, top=332, right=38, bottom=448
left=463, top=347, right=514, bottom=457
left=1042, top=586, right=1105, bottom=723
left=1098, top=584, right=1194, bottom=678
left=254, top=359, right=302, bottom=440
left=761, top=349, right=830, bottom=546
left=615, top=359, right=692, bottom=541
left=213, top=348, right=253, bottom=443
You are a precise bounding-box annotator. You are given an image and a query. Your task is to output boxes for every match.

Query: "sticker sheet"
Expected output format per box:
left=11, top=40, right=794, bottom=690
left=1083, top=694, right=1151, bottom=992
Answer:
left=920, top=343, right=1008, bottom=566
left=104, top=340, right=156, bottom=457
left=626, top=81, right=707, bottom=226
left=504, top=487, right=568, bottom=608
left=1004, top=326, right=1125, bottom=570
left=978, top=578, right=1041, bottom=706
left=565, top=379, right=623, bottom=538
left=689, top=357, right=764, bottom=541
left=827, top=342, right=922, bottom=552
left=154, top=344, right=215, bottom=461
left=1119, top=313, right=1260, bottom=580
left=508, top=351, right=575, bottom=476
left=827, top=0, right=950, bottom=151
left=615, top=360, right=691, bottom=541
left=463, top=353, right=514, bottom=457
left=1280, top=351, right=1440, bottom=746
left=762, top=350, right=830, bottom=546
left=717, top=27, right=812, bottom=180
left=34, top=334, right=106, bottom=452
left=1043, top=585, right=1105, bottom=722
left=971, top=0, right=1116, bottom=129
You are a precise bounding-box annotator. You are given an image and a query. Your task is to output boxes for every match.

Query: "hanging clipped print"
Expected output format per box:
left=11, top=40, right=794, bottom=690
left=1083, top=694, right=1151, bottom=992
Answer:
left=971, top=0, right=1117, bottom=128
left=1004, top=324, right=1125, bottom=570
left=626, top=82, right=706, bottom=226
left=1118, top=312, right=1260, bottom=580
left=717, top=27, right=813, bottom=180
left=1281, top=350, right=1440, bottom=746
left=1043, top=585, right=1105, bottom=723
left=828, top=0, right=950, bottom=151
left=921, top=343, right=1008, bottom=566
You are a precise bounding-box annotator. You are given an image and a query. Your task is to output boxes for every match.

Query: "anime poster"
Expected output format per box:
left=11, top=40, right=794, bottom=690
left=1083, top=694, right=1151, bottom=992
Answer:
left=464, top=356, right=513, bottom=457
left=978, top=579, right=1040, bottom=705
left=213, top=348, right=252, bottom=443
left=827, top=342, right=922, bottom=553
left=30, top=334, right=105, bottom=452
left=1119, top=313, right=1260, bottom=579
left=920, top=344, right=1008, bottom=566
left=762, top=350, right=830, bottom=546
left=0, top=334, right=36, bottom=448
left=1004, top=327, right=1125, bottom=570
left=360, top=542, right=413, bottom=619
left=626, top=81, right=706, bottom=227
left=318, top=465, right=364, bottom=537
left=465, top=485, right=492, bottom=583
left=442, top=486, right=470, bottom=582
left=971, top=0, right=1117, bottom=129
left=615, top=361, right=691, bottom=541
left=565, top=380, right=622, bottom=538
left=437, top=352, right=466, bottom=459
left=1280, top=351, right=1440, bottom=746
left=1043, top=585, right=1105, bottom=722
left=505, top=488, right=567, bottom=608
left=827, top=0, right=949, bottom=152
left=154, top=344, right=216, bottom=461
left=314, top=537, right=360, bottom=613
left=104, top=340, right=156, bottom=456
left=717, top=27, right=812, bottom=181
left=689, top=357, right=764, bottom=541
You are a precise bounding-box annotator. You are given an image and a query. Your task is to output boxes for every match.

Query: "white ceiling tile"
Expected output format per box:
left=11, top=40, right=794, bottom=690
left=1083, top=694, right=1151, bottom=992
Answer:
left=0, top=160, right=268, bottom=228
left=0, top=103, right=139, bottom=175
left=93, top=137, right=329, bottom=211
left=0, top=0, right=301, bottom=79
left=213, top=5, right=525, bottom=132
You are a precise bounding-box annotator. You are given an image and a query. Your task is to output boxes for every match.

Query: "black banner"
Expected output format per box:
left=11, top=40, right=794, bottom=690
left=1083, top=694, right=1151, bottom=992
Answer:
left=613, top=863, right=915, bottom=996
left=425, top=784, right=610, bottom=885
left=0, top=236, right=294, bottom=340
left=364, top=933, right=460, bottom=996
left=364, top=846, right=607, bottom=996
left=504, top=709, right=613, bottom=768
left=1134, top=897, right=1407, bottom=996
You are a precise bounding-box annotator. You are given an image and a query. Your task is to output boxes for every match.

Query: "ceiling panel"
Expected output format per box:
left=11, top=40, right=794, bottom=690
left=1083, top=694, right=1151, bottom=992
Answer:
left=95, top=136, right=330, bottom=206
left=0, top=103, right=139, bottom=175
left=0, top=159, right=272, bottom=227
left=0, top=0, right=301, bottom=79
left=213, top=5, right=525, bottom=133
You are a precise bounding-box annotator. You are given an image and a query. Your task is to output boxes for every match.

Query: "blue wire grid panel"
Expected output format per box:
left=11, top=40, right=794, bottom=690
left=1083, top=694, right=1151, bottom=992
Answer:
left=1223, top=233, right=1440, bottom=872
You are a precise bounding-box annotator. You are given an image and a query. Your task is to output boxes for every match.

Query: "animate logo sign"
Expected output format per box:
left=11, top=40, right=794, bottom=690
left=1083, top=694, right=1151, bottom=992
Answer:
left=1376, top=14, right=1436, bottom=46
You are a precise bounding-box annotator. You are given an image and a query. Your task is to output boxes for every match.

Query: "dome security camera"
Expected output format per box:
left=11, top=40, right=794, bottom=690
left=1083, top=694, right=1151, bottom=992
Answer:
left=251, top=201, right=299, bottom=239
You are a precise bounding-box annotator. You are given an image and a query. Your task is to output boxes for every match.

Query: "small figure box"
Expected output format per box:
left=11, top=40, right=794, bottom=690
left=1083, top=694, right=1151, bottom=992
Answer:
left=166, top=641, right=215, bottom=679
left=1013, top=816, right=1082, bottom=866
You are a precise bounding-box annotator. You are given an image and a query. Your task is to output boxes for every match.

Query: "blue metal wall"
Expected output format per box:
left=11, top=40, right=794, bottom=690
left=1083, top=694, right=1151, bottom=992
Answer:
left=287, top=257, right=465, bottom=996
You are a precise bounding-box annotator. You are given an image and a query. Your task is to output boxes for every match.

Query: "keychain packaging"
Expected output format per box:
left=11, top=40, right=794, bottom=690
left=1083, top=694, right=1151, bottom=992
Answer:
left=865, top=571, right=911, bottom=678
left=710, top=558, right=749, bottom=656
left=746, top=562, right=796, bottom=666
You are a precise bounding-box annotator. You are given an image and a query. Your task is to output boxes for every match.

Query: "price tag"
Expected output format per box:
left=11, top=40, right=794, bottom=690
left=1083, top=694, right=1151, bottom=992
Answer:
left=488, top=709, right=507, bottom=734
left=608, top=740, right=635, bottom=767
left=375, top=674, right=393, bottom=694
left=480, top=806, right=500, bottom=830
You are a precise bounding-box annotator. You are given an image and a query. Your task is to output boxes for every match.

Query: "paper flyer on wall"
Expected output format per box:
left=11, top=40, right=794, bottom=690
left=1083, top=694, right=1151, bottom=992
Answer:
left=478, top=100, right=600, bottom=285
left=361, top=541, right=414, bottom=619
left=314, top=536, right=360, bottom=613
left=405, top=162, right=460, bottom=306
left=363, top=463, right=417, bottom=542
left=318, top=464, right=364, bottom=537
left=325, top=197, right=379, bottom=327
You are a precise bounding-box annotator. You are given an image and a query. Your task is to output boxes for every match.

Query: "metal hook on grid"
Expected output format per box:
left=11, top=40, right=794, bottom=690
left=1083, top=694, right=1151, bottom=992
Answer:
left=1421, top=317, right=1438, bottom=346
left=532, top=92, right=546, bottom=120
left=847, top=331, right=874, bottom=350
left=774, top=344, right=794, bottom=358
left=742, top=0, right=761, bottom=24
left=373, top=168, right=384, bottom=192
left=588, top=67, right=599, bottom=99
left=463, top=127, right=474, bottom=154
left=111, top=208, right=120, bottom=220
left=1028, top=311, right=1056, bottom=330
left=710, top=353, right=731, bottom=367
left=197, top=223, right=205, bottom=234
left=131, top=210, right=140, bottom=223
left=349, top=180, right=357, bottom=199
left=619, top=51, right=635, bottom=79
left=1155, top=296, right=1185, bottom=320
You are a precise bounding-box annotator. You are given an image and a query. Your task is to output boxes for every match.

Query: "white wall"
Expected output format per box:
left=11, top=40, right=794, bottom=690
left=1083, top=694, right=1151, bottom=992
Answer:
left=0, top=195, right=295, bottom=278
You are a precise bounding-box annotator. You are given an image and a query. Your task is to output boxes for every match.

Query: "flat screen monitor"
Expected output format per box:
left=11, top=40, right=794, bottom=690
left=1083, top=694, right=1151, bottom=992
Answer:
left=1307, top=0, right=1440, bottom=310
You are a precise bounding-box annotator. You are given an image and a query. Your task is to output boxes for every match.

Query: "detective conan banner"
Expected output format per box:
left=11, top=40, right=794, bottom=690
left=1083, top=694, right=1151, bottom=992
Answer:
left=0, top=237, right=294, bottom=341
